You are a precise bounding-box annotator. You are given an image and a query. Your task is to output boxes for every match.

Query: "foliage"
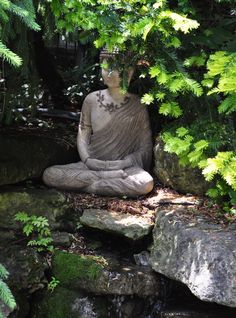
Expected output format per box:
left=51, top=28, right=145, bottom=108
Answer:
left=51, top=0, right=202, bottom=94
left=0, top=263, right=16, bottom=318
left=14, top=212, right=53, bottom=252
left=0, top=0, right=40, bottom=67
left=47, top=276, right=60, bottom=293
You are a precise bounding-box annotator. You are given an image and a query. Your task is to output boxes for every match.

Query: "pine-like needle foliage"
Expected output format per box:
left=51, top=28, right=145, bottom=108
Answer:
left=0, top=263, right=16, bottom=318
left=0, top=0, right=40, bottom=67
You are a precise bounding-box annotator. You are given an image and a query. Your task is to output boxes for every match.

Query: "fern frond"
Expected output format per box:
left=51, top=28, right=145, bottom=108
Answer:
left=207, top=51, right=231, bottom=77
left=0, top=0, right=10, bottom=10
left=202, top=152, right=234, bottom=181
left=0, top=41, right=22, bottom=67
left=0, top=264, right=8, bottom=280
left=141, top=93, right=154, bottom=105
left=169, top=78, right=185, bottom=93
left=162, top=11, right=199, bottom=34
left=8, top=1, right=40, bottom=31
left=218, top=94, right=236, bottom=114
left=184, top=53, right=207, bottom=68
left=183, top=78, right=203, bottom=96
left=0, top=7, right=9, bottom=23
left=159, top=101, right=183, bottom=118
left=0, top=280, right=16, bottom=310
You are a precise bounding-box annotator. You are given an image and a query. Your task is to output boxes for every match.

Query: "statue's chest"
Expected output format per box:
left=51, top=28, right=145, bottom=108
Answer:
left=91, top=106, right=111, bottom=132
left=91, top=92, right=134, bottom=132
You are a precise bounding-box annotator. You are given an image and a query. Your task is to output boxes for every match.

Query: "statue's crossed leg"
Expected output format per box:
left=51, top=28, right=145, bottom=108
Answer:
left=43, top=162, right=153, bottom=197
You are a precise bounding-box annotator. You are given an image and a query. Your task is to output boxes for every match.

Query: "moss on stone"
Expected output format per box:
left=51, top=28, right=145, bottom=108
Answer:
left=52, top=250, right=104, bottom=285
left=35, top=287, right=80, bottom=318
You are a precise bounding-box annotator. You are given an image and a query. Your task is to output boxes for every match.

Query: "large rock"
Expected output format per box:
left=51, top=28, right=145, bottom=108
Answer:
left=52, top=250, right=162, bottom=297
left=0, top=131, right=78, bottom=186
left=153, top=137, right=210, bottom=195
left=0, top=187, right=74, bottom=232
left=150, top=209, right=236, bottom=307
left=80, top=209, right=153, bottom=240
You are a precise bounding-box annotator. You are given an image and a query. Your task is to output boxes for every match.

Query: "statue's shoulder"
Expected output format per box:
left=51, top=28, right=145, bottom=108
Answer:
left=83, top=89, right=106, bottom=105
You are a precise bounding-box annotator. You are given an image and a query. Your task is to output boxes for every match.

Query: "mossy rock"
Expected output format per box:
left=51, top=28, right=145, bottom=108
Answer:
left=52, top=250, right=103, bottom=285
left=52, top=250, right=162, bottom=297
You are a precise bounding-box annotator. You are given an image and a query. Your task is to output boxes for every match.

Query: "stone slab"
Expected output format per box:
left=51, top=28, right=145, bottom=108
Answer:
left=80, top=208, right=154, bottom=240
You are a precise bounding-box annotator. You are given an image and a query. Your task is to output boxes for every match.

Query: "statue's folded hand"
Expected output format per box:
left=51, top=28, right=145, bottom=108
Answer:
left=85, top=158, right=132, bottom=171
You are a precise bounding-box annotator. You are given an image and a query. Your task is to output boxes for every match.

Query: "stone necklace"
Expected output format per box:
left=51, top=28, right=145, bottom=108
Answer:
left=96, top=90, right=130, bottom=114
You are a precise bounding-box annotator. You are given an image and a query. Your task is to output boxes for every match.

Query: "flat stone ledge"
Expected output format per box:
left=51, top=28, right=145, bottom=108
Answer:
left=80, top=208, right=154, bottom=240
left=150, top=208, right=236, bottom=307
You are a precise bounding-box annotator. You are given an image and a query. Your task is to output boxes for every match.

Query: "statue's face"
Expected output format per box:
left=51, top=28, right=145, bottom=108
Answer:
left=101, top=62, right=121, bottom=88
left=101, top=58, right=134, bottom=88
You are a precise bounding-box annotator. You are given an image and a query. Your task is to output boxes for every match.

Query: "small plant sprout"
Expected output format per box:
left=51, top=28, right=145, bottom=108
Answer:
left=47, top=277, right=60, bottom=293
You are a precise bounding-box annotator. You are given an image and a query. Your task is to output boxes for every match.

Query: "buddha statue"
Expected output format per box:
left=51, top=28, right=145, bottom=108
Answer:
left=43, top=50, right=154, bottom=197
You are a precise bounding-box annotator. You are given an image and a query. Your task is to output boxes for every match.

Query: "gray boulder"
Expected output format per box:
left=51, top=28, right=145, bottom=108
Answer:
left=153, top=137, right=211, bottom=195
left=150, top=209, right=236, bottom=307
left=0, top=132, right=78, bottom=186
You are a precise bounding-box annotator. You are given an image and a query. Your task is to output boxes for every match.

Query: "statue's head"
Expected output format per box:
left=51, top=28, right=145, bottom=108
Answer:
left=100, top=47, right=134, bottom=89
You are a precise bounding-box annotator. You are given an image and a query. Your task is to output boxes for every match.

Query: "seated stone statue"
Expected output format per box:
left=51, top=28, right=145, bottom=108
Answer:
left=43, top=53, right=154, bottom=197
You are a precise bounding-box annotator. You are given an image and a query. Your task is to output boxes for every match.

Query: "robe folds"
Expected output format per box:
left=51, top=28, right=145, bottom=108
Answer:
left=84, top=92, right=153, bottom=171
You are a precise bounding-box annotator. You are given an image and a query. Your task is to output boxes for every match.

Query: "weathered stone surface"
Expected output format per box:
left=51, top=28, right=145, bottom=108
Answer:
left=150, top=209, right=236, bottom=307
left=0, top=187, right=74, bottom=231
left=0, top=132, right=78, bottom=186
left=153, top=137, right=211, bottom=195
left=0, top=245, right=47, bottom=293
left=52, top=250, right=162, bottom=297
left=80, top=209, right=153, bottom=240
